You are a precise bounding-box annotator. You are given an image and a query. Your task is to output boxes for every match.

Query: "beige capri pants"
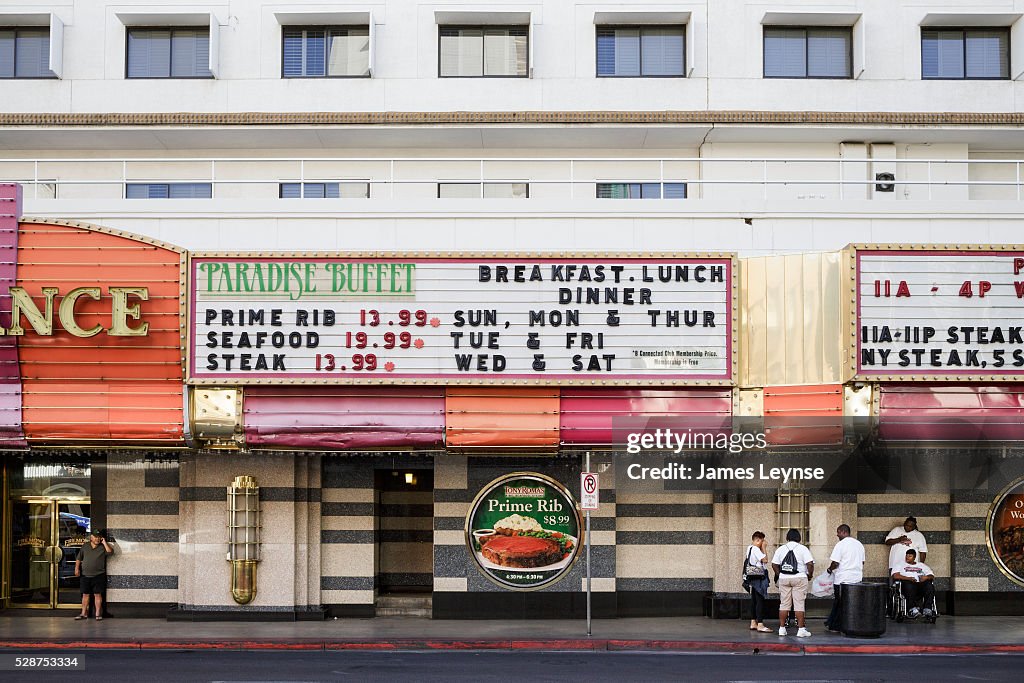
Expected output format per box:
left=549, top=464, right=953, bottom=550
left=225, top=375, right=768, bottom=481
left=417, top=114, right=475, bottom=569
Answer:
left=778, top=575, right=809, bottom=611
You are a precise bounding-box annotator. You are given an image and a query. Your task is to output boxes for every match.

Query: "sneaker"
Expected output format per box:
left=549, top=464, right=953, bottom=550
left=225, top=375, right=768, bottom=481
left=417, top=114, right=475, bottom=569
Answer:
left=778, top=626, right=788, bottom=636
left=796, top=628, right=812, bottom=638
left=909, top=607, right=921, bottom=618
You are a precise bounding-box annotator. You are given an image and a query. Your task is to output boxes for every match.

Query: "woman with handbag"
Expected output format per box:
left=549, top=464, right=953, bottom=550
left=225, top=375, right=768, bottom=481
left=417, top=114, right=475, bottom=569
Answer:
left=744, top=531, right=772, bottom=632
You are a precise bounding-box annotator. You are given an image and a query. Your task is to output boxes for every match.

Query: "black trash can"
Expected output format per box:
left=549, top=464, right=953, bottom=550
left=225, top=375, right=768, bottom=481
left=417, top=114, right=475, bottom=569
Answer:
left=840, top=582, right=888, bottom=638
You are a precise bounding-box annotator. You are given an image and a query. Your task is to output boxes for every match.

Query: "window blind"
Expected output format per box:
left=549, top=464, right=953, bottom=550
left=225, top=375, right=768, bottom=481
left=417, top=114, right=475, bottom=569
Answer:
left=127, top=28, right=210, bottom=78
left=597, top=182, right=686, bottom=198
left=440, top=28, right=482, bottom=76
left=922, top=29, right=965, bottom=78
left=328, top=29, right=370, bottom=76
left=170, top=30, right=211, bottom=78
left=483, top=28, right=527, bottom=76
left=613, top=29, right=641, bottom=76
left=305, top=30, right=327, bottom=76
left=12, top=29, right=50, bottom=78
left=806, top=29, right=849, bottom=78
left=126, top=183, right=211, bottom=198
left=128, top=29, right=172, bottom=78
left=965, top=29, right=1008, bottom=78
left=764, top=28, right=807, bottom=77
left=440, top=27, right=526, bottom=77
left=641, top=28, right=684, bottom=76
left=0, top=30, right=15, bottom=78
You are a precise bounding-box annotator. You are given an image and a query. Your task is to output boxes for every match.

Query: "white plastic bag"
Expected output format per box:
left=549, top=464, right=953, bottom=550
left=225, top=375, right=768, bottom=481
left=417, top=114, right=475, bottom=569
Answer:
left=810, top=571, right=834, bottom=598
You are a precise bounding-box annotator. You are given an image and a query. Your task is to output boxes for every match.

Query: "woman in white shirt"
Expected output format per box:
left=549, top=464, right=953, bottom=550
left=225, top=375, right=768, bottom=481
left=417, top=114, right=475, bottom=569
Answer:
left=744, top=530, right=772, bottom=632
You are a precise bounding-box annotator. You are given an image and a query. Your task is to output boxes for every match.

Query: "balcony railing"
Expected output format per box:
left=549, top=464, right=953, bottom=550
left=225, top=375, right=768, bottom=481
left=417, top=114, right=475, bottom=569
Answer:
left=3, top=156, right=1023, bottom=202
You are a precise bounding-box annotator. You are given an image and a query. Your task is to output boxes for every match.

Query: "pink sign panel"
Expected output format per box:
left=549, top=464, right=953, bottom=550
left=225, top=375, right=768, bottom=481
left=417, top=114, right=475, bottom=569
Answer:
left=244, top=386, right=444, bottom=449
left=0, top=184, right=25, bottom=447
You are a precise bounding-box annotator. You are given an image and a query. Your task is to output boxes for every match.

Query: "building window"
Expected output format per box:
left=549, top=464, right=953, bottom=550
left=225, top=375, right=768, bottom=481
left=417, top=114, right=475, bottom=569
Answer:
left=282, top=27, right=370, bottom=78
left=126, top=183, right=212, bottom=198
left=126, top=28, right=212, bottom=78
left=596, top=182, right=686, bottom=199
left=596, top=26, right=685, bottom=77
left=439, top=26, right=527, bottom=77
left=763, top=27, right=851, bottom=78
left=922, top=28, right=1009, bottom=79
left=279, top=182, right=370, bottom=198
left=437, top=183, right=529, bottom=198
left=0, top=28, right=55, bottom=78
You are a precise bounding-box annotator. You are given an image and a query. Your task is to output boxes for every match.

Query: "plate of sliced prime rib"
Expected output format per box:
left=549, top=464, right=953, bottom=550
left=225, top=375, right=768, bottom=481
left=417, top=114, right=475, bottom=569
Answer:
left=476, top=529, right=577, bottom=570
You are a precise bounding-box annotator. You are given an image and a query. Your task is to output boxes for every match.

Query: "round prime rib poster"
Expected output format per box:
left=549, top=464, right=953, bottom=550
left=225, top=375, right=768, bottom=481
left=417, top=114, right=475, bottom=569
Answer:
left=465, top=472, right=582, bottom=590
left=988, top=476, right=1024, bottom=588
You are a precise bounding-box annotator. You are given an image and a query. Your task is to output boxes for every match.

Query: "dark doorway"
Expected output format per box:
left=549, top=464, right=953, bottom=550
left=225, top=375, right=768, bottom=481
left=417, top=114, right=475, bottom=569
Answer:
left=374, top=469, right=434, bottom=594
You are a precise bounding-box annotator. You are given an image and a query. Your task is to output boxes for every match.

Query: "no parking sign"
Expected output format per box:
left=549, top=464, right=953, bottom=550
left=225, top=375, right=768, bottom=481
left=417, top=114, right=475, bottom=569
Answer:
left=581, top=472, right=599, bottom=510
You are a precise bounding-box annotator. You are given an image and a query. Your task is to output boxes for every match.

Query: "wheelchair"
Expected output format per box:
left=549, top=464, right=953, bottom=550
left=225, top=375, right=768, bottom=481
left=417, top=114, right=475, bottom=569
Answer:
left=889, top=579, right=938, bottom=623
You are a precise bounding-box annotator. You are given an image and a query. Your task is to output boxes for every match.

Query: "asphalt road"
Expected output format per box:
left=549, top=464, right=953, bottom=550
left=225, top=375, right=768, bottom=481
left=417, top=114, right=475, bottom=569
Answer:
left=5, top=650, right=1023, bottom=682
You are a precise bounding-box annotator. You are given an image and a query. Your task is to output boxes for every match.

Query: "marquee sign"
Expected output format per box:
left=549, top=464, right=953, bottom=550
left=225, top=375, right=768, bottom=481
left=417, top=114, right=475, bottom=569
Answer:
left=852, top=246, right=1024, bottom=381
left=187, top=254, right=736, bottom=385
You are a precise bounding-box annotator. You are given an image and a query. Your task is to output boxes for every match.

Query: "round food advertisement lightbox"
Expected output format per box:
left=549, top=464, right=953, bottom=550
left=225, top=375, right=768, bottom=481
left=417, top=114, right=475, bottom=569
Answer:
left=465, top=472, right=582, bottom=590
left=988, top=476, right=1024, bottom=588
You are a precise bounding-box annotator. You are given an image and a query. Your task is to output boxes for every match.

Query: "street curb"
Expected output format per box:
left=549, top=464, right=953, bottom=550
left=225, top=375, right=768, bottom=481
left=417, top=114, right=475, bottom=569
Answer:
left=2, top=639, right=1024, bottom=654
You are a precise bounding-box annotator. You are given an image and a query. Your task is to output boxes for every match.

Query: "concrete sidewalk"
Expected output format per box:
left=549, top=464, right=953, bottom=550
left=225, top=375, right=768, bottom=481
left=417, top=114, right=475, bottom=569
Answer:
left=1, top=615, right=1023, bottom=654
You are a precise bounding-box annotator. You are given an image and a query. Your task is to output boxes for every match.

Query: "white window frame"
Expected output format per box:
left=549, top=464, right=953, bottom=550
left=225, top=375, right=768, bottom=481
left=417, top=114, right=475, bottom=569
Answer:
left=435, top=10, right=533, bottom=78
left=279, top=181, right=371, bottom=199
left=761, top=11, right=863, bottom=79
left=275, top=10, right=375, bottom=77
left=437, top=182, right=530, bottom=199
left=0, top=12, right=63, bottom=78
left=920, top=12, right=1021, bottom=80
left=116, top=11, right=221, bottom=78
left=593, top=11, right=692, bottom=77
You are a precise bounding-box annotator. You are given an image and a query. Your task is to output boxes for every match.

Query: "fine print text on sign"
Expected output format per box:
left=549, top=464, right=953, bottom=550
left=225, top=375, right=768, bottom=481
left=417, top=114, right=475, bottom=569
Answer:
left=856, top=249, right=1024, bottom=380
left=188, top=256, right=734, bottom=383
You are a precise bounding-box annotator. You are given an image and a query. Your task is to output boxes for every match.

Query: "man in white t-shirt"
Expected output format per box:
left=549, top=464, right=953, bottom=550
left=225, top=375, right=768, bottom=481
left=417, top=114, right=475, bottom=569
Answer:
left=891, top=548, right=936, bottom=621
left=823, top=524, right=865, bottom=632
left=885, top=516, right=927, bottom=576
left=771, top=528, right=815, bottom=638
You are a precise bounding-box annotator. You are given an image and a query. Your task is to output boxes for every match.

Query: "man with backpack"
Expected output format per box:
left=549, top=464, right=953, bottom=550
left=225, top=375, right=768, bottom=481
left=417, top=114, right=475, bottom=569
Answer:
left=771, top=528, right=815, bottom=637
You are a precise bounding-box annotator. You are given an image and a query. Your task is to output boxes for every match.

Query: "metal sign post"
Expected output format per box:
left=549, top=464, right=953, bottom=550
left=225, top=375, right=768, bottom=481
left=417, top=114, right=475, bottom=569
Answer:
left=585, top=452, right=591, bottom=636
left=581, top=454, right=600, bottom=636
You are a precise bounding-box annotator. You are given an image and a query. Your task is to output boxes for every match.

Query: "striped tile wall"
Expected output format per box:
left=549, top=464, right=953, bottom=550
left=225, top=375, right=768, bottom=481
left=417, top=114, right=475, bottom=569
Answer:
left=378, top=486, right=433, bottom=589
left=616, top=490, right=714, bottom=593
left=856, top=494, right=951, bottom=591
left=433, top=454, right=468, bottom=595
left=951, top=486, right=1021, bottom=593
left=176, top=453, right=321, bottom=612
left=712, top=490, right=778, bottom=595
left=105, top=455, right=180, bottom=604
left=321, top=457, right=376, bottom=609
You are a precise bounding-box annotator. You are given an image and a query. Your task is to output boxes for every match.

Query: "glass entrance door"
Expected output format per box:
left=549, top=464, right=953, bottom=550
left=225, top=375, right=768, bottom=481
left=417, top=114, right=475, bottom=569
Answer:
left=9, top=499, right=91, bottom=608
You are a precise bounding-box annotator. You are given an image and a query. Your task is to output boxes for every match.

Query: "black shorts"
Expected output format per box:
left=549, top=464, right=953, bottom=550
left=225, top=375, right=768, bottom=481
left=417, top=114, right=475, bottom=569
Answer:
left=80, top=574, right=107, bottom=595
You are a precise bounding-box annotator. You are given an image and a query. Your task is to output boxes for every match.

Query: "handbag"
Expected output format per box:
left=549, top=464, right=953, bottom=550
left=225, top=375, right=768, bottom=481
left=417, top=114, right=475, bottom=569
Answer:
left=743, top=547, right=766, bottom=578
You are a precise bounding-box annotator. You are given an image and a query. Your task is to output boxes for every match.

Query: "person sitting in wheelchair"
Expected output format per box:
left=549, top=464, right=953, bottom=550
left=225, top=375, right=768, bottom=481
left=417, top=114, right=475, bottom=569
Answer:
left=891, top=548, right=936, bottom=621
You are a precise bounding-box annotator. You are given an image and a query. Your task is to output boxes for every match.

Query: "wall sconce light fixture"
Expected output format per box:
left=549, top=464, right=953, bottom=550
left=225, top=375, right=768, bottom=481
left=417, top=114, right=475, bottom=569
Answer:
left=227, top=475, right=261, bottom=604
